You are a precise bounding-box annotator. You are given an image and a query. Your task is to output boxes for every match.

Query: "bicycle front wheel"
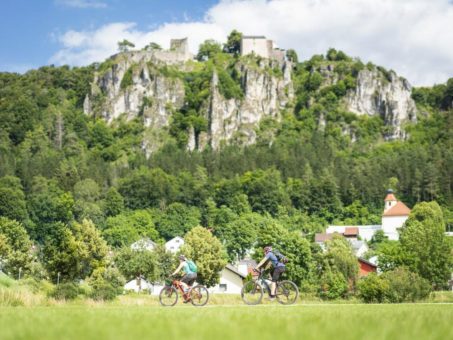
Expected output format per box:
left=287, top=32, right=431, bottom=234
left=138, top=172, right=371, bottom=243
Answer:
left=159, top=286, right=178, bottom=306
left=276, top=280, right=299, bottom=305
left=190, top=285, right=209, bottom=306
left=241, top=281, right=264, bottom=305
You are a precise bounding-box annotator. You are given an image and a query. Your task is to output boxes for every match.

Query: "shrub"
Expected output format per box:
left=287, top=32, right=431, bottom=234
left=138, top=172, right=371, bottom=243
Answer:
left=318, top=269, right=348, bottom=300
left=357, top=268, right=432, bottom=303
left=90, top=283, right=119, bottom=301
left=383, top=267, right=431, bottom=303
left=357, top=273, right=389, bottom=303
left=49, top=283, right=79, bottom=300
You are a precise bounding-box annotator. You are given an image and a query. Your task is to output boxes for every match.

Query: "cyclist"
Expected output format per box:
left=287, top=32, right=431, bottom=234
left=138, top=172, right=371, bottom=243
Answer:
left=171, top=255, right=197, bottom=299
left=255, top=246, right=286, bottom=300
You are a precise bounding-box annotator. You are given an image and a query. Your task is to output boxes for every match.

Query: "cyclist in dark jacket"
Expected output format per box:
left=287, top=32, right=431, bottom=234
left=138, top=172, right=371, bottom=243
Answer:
left=255, top=246, right=286, bottom=300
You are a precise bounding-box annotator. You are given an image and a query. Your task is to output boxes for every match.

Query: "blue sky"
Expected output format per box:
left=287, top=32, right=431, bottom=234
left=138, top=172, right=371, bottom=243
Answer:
left=0, top=0, right=217, bottom=73
left=1, top=0, right=453, bottom=86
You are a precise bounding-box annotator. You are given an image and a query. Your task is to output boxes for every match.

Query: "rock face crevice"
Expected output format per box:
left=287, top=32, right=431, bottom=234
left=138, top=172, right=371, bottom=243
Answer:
left=345, top=69, right=417, bottom=140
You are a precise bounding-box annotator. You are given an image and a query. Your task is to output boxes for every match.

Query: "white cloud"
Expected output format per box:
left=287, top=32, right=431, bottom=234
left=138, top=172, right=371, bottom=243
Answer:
left=50, top=0, right=453, bottom=86
left=55, top=0, right=107, bottom=9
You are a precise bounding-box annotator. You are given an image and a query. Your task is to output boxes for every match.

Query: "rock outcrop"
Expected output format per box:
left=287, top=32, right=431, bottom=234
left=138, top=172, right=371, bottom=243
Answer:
left=85, top=51, right=293, bottom=153
left=345, top=69, right=417, bottom=140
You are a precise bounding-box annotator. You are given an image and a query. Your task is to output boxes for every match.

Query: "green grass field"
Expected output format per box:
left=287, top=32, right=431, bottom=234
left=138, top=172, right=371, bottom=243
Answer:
left=1, top=303, right=453, bottom=340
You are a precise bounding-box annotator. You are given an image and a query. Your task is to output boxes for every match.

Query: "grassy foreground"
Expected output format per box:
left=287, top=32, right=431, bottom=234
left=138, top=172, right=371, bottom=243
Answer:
left=1, top=304, right=453, bottom=340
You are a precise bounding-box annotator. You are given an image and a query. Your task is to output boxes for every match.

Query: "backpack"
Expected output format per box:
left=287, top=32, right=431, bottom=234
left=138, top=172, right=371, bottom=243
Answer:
left=274, top=250, right=289, bottom=264
left=187, top=260, right=198, bottom=273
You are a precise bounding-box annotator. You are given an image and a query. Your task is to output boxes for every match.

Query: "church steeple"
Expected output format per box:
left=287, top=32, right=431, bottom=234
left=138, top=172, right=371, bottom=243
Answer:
left=384, top=189, right=397, bottom=212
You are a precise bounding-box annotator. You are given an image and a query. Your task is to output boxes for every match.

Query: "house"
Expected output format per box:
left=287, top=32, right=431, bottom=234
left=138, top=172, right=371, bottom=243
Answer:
left=124, top=277, right=154, bottom=293
left=382, top=191, right=411, bottom=240
left=350, top=240, right=369, bottom=258
left=165, top=236, right=184, bottom=253
left=130, top=238, right=156, bottom=251
left=358, top=258, right=378, bottom=277
left=315, top=233, right=368, bottom=257
left=237, top=259, right=258, bottom=277
left=328, top=190, right=411, bottom=241
left=209, top=264, right=246, bottom=294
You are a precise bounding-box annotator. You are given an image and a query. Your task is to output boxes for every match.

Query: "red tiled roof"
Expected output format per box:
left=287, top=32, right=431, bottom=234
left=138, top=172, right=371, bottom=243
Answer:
left=315, top=233, right=334, bottom=242
left=344, top=227, right=359, bottom=236
left=383, top=201, right=411, bottom=216
left=384, top=193, right=397, bottom=201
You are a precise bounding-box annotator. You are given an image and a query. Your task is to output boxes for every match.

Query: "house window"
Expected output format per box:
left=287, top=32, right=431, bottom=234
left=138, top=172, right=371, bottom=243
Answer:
left=219, top=284, right=227, bottom=292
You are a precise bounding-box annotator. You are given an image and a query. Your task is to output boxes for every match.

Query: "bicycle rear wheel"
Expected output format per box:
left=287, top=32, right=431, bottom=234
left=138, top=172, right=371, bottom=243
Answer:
left=159, top=286, right=178, bottom=306
left=276, top=280, right=299, bottom=305
left=241, top=281, right=264, bottom=305
left=190, top=285, right=209, bottom=306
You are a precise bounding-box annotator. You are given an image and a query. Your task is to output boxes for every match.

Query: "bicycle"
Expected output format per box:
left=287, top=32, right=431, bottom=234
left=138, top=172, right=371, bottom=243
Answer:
left=241, top=268, right=299, bottom=305
left=159, top=277, right=209, bottom=307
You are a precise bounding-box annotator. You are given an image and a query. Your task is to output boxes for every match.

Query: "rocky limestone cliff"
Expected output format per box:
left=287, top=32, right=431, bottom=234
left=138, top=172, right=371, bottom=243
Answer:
left=85, top=52, right=293, bottom=153
left=344, top=68, right=417, bottom=140
left=193, top=60, right=293, bottom=150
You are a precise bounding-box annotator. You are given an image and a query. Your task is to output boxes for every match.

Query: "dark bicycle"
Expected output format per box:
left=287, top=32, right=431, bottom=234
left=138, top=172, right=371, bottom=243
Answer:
left=159, top=277, right=209, bottom=307
left=241, top=269, right=299, bottom=305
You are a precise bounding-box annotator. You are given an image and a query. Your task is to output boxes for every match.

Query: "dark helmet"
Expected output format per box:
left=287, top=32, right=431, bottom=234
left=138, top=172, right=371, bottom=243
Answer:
left=179, top=255, right=186, bottom=261
left=263, top=246, right=272, bottom=254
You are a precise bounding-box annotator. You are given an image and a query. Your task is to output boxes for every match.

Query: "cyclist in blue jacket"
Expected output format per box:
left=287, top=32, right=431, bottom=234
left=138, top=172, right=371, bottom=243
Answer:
left=255, top=246, right=286, bottom=300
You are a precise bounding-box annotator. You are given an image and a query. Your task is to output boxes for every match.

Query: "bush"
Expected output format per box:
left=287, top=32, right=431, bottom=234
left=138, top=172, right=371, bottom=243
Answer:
left=357, top=267, right=432, bottom=303
left=383, top=267, right=431, bottom=303
left=318, top=269, right=348, bottom=300
left=49, top=283, right=79, bottom=300
left=90, top=283, right=119, bottom=301
left=357, top=273, right=389, bottom=303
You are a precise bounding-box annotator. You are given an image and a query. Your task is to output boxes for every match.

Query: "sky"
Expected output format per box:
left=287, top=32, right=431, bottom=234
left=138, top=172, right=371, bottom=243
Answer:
left=1, top=0, right=452, bottom=86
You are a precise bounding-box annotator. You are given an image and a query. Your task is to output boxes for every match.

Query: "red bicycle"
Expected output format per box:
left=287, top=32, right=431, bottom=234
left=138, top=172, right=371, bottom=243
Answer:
left=159, top=278, right=209, bottom=307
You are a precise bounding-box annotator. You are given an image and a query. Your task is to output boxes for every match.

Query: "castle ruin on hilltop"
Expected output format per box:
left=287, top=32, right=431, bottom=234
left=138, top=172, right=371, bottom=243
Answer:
left=240, top=36, right=286, bottom=62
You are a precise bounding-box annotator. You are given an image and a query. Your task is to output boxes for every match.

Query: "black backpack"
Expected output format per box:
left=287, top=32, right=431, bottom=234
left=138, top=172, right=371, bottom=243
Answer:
left=274, top=250, right=288, bottom=264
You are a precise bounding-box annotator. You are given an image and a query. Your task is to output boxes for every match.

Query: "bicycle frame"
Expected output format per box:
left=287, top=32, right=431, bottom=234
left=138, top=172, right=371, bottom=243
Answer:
left=255, top=271, right=274, bottom=296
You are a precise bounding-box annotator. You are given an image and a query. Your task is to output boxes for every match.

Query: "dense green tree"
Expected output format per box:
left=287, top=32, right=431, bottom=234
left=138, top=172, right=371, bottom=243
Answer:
left=399, top=201, right=452, bottom=289
left=115, top=246, right=159, bottom=282
left=0, top=217, right=32, bottom=277
left=154, top=203, right=201, bottom=240
left=0, top=176, right=28, bottom=222
left=103, top=187, right=125, bottom=217
left=102, top=210, right=159, bottom=247
left=223, top=30, right=242, bottom=55
left=197, top=40, right=222, bottom=61
left=180, top=226, right=227, bottom=287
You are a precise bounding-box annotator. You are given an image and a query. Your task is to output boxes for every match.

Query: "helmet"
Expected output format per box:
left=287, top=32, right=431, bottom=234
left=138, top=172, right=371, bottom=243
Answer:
left=179, top=255, right=186, bottom=261
left=263, top=246, right=272, bottom=253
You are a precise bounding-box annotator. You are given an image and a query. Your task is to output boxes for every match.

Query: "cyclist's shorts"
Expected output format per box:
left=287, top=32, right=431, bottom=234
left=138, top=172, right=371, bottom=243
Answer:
left=272, top=266, right=286, bottom=282
left=182, top=272, right=197, bottom=286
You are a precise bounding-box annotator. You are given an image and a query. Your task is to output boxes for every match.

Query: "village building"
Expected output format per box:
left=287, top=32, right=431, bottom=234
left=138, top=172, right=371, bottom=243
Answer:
left=209, top=264, right=246, bottom=294
left=130, top=238, right=156, bottom=251
left=358, top=258, right=378, bottom=277
left=165, top=236, right=184, bottom=253
left=327, top=190, right=411, bottom=241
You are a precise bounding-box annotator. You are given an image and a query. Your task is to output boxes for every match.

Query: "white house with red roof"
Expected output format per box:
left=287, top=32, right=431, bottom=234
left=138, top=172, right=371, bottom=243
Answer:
left=325, top=190, right=411, bottom=242
left=381, top=191, right=411, bottom=240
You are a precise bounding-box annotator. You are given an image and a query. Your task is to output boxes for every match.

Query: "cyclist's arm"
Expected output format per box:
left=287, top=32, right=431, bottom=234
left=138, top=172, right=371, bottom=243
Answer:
left=255, top=256, right=268, bottom=270
left=172, top=262, right=184, bottom=276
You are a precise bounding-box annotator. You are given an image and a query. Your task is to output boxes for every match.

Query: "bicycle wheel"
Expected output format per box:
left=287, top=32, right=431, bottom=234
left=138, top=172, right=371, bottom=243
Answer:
left=276, top=280, right=299, bottom=305
left=159, top=286, right=178, bottom=306
left=241, top=281, right=264, bottom=305
left=190, top=285, right=209, bottom=307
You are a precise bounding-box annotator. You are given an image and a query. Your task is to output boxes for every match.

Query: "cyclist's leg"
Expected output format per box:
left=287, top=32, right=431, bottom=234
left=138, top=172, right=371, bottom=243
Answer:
left=271, top=267, right=286, bottom=295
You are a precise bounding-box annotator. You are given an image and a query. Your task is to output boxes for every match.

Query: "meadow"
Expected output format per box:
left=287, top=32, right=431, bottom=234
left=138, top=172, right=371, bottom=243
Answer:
left=1, top=303, right=453, bottom=340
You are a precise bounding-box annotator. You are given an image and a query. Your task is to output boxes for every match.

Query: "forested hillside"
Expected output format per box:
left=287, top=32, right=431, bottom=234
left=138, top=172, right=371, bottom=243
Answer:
left=0, top=34, right=452, bottom=295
